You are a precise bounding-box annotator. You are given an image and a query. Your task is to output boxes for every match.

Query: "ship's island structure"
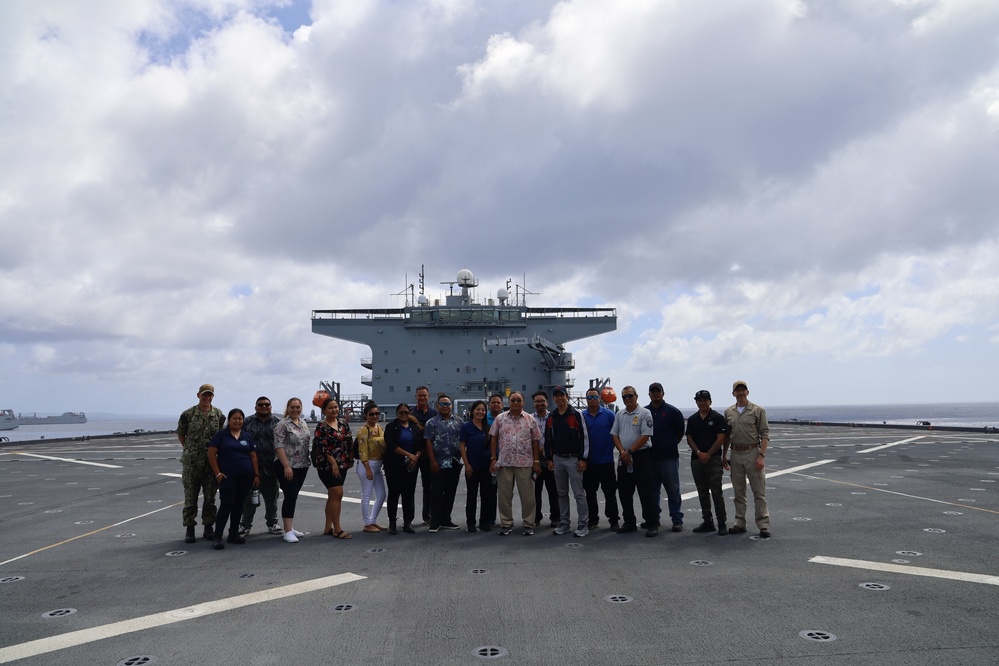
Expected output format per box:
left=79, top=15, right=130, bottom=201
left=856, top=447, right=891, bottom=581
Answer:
left=311, top=269, right=617, bottom=414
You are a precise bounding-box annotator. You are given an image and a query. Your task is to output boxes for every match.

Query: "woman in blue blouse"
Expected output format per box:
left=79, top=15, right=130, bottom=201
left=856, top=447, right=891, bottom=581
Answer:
left=208, top=408, right=259, bottom=549
left=383, top=403, right=421, bottom=534
left=459, top=400, right=496, bottom=532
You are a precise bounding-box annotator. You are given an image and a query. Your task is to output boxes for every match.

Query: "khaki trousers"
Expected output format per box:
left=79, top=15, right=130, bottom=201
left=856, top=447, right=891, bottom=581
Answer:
left=497, top=466, right=537, bottom=529
left=729, top=448, right=769, bottom=530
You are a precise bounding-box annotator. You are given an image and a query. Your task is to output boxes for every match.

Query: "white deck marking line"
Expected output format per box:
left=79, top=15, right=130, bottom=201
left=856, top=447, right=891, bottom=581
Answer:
left=0, top=572, right=366, bottom=663
left=1, top=452, right=121, bottom=468
left=0, top=503, right=183, bottom=567
left=680, top=459, right=836, bottom=500
left=790, top=473, right=999, bottom=514
left=157, top=473, right=362, bottom=503
left=809, top=556, right=999, bottom=586
left=857, top=435, right=926, bottom=454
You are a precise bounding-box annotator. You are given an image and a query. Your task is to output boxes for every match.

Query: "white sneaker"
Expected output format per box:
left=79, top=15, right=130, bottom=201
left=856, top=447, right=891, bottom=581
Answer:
left=292, top=529, right=305, bottom=537
left=282, top=531, right=299, bottom=543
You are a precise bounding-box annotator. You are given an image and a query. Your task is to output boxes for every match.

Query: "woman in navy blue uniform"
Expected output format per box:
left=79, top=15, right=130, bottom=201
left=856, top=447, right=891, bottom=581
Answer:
left=208, top=408, right=259, bottom=549
left=459, top=400, right=496, bottom=532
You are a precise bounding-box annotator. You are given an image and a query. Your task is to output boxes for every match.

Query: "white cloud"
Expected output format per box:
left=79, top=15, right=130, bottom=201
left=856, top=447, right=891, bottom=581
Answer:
left=1, top=0, right=998, bottom=413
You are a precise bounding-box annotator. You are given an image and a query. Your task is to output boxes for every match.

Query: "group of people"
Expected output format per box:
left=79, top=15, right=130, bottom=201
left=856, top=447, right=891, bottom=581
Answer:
left=176, top=379, right=772, bottom=549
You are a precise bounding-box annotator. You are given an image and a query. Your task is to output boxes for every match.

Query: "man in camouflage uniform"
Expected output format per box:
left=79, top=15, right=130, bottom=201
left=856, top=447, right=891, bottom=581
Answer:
left=177, top=383, right=225, bottom=543
left=239, top=396, right=283, bottom=537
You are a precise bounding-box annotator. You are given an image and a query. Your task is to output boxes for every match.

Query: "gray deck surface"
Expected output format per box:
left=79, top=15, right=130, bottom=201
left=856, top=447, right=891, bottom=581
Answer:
left=1, top=425, right=997, bottom=665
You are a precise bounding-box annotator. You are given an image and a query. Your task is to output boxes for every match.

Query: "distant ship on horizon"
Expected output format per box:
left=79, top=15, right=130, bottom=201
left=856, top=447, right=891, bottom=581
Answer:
left=0, top=411, right=88, bottom=429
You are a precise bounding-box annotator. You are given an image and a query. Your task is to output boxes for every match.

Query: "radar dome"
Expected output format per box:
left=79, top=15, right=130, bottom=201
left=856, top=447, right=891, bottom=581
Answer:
left=457, top=269, right=475, bottom=287
left=497, top=288, right=509, bottom=300
left=417, top=294, right=429, bottom=305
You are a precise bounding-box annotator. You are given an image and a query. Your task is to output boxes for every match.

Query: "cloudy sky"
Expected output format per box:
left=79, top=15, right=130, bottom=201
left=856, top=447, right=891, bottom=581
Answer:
left=1, top=0, right=997, bottom=417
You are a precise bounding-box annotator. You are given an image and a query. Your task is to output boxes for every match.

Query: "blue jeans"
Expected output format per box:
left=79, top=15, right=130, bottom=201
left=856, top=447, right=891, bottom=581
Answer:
left=651, top=457, right=683, bottom=526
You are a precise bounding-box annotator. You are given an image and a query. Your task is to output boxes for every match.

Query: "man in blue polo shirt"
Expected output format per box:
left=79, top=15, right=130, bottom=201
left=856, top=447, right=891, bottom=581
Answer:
left=583, top=387, right=619, bottom=531
left=647, top=382, right=686, bottom=532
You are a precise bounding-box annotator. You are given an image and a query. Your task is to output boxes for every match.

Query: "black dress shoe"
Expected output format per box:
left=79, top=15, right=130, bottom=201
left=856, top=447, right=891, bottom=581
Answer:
left=645, top=527, right=659, bottom=537
left=184, top=526, right=196, bottom=544
left=717, top=524, right=729, bottom=536
left=729, top=525, right=747, bottom=534
left=617, top=524, right=638, bottom=533
left=388, top=523, right=397, bottom=535
left=402, top=523, right=415, bottom=534
left=692, top=522, right=716, bottom=533
left=759, top=529, right=771, bottom=539
left=212, top=535, right=225, bottom=550
left=226, top=532, right=246, bottom=545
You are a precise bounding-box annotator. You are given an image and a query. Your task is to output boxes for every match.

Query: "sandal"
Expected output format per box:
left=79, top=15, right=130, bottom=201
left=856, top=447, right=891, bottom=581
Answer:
left=334, top=530, right=352, bottom=539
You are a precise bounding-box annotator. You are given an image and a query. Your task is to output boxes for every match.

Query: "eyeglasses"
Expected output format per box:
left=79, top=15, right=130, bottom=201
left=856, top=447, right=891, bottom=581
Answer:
left=622, top=394, right=637, bottom=400
left=438, top=401, right=452, bottom=406
left=397, top=411, right=410, bottom=416
left=585, top=396, right=600, bottom=400
left=256, top=403, right=271, bottom=407
left=368, top=412, right=380, bottom=417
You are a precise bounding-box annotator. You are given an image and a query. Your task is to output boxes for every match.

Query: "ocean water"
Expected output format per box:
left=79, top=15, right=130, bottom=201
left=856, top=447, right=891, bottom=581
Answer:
left=765, top=402, right=998, bottom=429
left=1, top=403, right=997, bottom=443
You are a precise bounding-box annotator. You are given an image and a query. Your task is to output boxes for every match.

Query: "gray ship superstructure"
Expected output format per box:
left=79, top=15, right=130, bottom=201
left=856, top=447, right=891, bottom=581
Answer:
left=312, top=269, right=616, bottom=410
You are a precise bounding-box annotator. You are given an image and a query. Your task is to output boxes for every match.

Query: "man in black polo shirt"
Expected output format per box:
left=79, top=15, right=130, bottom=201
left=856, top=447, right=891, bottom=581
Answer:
left=686, top=390, right=729, bottom=535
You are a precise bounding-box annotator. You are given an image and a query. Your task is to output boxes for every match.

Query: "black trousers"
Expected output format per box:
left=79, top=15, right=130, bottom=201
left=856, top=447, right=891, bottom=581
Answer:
left=465, top=467, right=497, bottom=528
left=385, top=464, right=418, bottom=525
left=583, top=461, right=620, bottom=524
left=534, top=462, right=561, bottom=524
left=430, top=464, right=461, bottom=527
left=691, top=456, right=727, bottom=524
left=214, top=469, right=253, bottom=535
left=617, top=448, right=658, bottom=528
left=274, top=463, right=309, bottom=519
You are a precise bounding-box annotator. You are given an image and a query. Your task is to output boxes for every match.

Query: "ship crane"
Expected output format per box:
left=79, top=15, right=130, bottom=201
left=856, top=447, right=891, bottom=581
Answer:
left=482, top=334, right=574, bottom=373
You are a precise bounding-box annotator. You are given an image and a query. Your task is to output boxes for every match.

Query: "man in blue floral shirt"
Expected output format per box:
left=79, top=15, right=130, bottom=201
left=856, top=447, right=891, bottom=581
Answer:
left=424, top=395, right=463, bottom=532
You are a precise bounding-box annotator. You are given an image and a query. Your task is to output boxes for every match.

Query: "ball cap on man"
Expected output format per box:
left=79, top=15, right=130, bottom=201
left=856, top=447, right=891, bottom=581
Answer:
left=552, top=386, right=567, bottom=396
left=649, top=382, right=663, bottom=392
left=694, top=390, right=711, bottom=401
left=198, top=383, right=215, bottom=396
left=732, top=380, right=748, bottom=391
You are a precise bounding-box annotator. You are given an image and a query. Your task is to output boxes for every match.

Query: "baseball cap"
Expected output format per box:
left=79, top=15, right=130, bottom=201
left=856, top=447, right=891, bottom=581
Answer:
left=694, top=390, right=711, bottom=400
left=198, top=383, right=215, bottom=395
left=552, top=386, right=567, bottom=396
left=732, top=380, right=748, bottom=390
left=649, top=382, right=664, bottom=392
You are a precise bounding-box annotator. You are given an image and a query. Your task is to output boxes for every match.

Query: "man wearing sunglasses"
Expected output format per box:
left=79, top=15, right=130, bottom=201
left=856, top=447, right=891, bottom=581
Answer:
left=612, top=386, right=657, bottom=536
left=239, top=396, right=283, bottom=537
left=424, top=395, right=463, bottom=532
left=583, top=388, right=620, bottom=531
